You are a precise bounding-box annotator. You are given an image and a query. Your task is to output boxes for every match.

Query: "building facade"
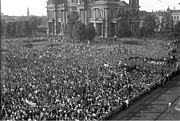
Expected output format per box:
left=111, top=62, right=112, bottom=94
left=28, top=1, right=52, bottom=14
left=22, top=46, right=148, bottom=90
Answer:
left=171, top=10, right=180, bottom=25
left=46, top=0, right=140, bottom=37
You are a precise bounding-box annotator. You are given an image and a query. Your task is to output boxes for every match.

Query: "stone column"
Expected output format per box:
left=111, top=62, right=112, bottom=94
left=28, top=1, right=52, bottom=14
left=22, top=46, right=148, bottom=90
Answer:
left=83, top=9, right=85, bottom=24
left=60, top=10, right=63, bottom=35
left=85, top=10, right=87, bottom=25
left=79, top=9, right=81, bottom=21
left=47, top=22, right=49, bottom=37
left=54, top=22, right=57, bottom=35
left=104, top=8, right=109, bottom=37
left=52, top=10, right=56, bottom=35
left=65, top=11, right=68, bottom=25
left=63, top=10, right=65, bottom=24
left=101, top=23, right=104, bottom=37
left=115, top=20, right=117, bottom=36
left=94, top=22, right=96, bottom=30
left=47, top=10, right=50, bottom=35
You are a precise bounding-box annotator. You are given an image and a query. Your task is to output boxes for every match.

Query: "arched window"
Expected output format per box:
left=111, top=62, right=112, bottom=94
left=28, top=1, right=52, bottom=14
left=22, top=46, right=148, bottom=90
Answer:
left=90, top=10, right=94, bottom=18
left=95, top=9, right=99, bottom=18
left=57, top=10, right=61, bottom=19
left=48, top=11, right=53, bottom=20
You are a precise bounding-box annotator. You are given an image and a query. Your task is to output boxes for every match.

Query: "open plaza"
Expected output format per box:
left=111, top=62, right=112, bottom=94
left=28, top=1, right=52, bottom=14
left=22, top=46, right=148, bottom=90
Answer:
left=1, top=0, right=180, bottom=120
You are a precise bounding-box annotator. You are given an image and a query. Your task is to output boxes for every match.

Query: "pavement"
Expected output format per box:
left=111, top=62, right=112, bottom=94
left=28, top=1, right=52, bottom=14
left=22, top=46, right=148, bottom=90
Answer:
left=108, top=74, right=180, bottom=120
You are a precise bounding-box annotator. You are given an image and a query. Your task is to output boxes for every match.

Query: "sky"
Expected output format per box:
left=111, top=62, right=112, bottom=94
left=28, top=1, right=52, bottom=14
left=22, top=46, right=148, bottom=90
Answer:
left=1, top=0, right=180, bottom=16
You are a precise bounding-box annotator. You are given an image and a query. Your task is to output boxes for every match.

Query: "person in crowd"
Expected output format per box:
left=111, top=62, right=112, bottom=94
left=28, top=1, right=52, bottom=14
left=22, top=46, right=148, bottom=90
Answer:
left=125, top=99, right=129, bottom=108
left=168, top=102, right=173, bottom=113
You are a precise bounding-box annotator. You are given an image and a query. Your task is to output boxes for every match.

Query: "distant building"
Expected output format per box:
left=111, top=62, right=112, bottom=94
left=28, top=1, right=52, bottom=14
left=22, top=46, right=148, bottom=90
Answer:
left=1, top=8, right=31, bottom=23
left=171, top=9, right=180, bottom=25
left=1, top=8, right=47, bottom=26
left=46, top=0, right=140, bottom=37
left=139, top=7, right=180, bottom=32
left=1, top=14, right=15, bottom=23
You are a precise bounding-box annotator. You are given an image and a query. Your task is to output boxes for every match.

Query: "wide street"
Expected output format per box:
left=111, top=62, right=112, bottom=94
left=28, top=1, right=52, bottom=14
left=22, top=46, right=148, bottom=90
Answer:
left=108, top=73, right=180, bottom=120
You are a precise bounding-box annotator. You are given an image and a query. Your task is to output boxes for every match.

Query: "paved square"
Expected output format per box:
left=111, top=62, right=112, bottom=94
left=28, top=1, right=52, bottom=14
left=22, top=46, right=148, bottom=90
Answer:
left=158, top=97, right=180, bottom=120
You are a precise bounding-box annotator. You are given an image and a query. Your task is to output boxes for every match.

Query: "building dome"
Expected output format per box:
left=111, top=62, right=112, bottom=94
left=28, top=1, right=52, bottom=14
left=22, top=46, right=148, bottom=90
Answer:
left=167, top=6, right=171, bottom=13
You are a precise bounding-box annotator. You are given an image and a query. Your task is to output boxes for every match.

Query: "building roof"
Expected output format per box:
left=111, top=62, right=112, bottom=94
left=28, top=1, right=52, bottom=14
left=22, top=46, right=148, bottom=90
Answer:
left=171, top=10, right=180, bottom=13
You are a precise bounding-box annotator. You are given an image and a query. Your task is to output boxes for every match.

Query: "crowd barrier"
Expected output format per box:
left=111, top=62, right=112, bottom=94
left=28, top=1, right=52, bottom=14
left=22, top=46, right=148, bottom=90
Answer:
left=99, top=68, right=180, bottom=120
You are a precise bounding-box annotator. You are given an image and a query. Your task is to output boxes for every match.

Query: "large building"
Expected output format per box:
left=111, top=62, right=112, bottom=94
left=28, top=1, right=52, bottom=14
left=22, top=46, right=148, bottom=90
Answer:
left=46, top=0, right=140, bottom=37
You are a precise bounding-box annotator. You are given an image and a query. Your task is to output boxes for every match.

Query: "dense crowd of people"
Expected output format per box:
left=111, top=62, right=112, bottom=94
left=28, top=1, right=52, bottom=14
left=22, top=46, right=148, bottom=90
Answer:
left=1, top=38, right=179, bottom=120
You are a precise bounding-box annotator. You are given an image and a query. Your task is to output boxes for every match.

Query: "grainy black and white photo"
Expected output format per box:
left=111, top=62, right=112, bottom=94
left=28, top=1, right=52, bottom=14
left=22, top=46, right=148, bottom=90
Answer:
left=1, top=0, right=180, bottom=120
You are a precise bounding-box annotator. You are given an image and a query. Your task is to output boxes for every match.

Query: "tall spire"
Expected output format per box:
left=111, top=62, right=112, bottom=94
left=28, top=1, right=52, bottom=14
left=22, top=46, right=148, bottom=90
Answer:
left=27, top=7, right=30, bottom=17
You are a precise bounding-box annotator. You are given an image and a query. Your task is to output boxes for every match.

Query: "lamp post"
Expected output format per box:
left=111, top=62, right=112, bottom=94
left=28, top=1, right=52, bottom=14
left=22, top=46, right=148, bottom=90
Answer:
left=116, top=17, right=121, bottom=33
left=52, top=18, right=55, bottom=35
left=115, top=17, right=121, bottom=42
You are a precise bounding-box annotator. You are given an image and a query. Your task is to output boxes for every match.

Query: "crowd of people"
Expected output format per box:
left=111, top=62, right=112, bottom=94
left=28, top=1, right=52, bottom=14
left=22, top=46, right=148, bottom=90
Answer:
left=1, top=38, right=179, bottom=120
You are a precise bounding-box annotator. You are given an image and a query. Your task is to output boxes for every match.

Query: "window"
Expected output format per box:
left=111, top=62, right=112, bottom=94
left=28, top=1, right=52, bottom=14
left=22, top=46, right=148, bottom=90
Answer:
left=108, top=9, right=112, bottom=18
left=112, top=9, right=117, bottom=18
left=57, top=11, right=61, bottom=19
left=90, top=10, right=94, bottom=18
left=95, top=9, right=99, bottom=18
left=87, top=10, right=92, bottom=18
left=48, top=11, right=53, bottom=20
left=99, top=10, right=103, bottom=18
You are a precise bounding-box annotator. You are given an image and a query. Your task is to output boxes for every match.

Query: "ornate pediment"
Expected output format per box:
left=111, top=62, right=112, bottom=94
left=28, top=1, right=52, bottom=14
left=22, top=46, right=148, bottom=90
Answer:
left=118, top=0, right=128, bottom=6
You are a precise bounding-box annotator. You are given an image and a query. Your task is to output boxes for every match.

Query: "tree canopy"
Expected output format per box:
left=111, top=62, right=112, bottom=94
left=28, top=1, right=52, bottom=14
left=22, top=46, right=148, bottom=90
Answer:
left=86, top=23, right=96, bottom=41
left=1, top=19, right=6, bottom=35
left=2, top=16, right=44, bottom=37
left=139, top=14, right=157, bottom=38
left=117, top=16, right=131, bottom=38
left=72, top=21, right=87, bottom=42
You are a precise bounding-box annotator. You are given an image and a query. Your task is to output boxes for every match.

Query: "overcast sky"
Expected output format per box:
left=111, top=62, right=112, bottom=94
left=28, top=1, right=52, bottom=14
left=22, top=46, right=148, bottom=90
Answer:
left=1, top=0, right=180, bottom=16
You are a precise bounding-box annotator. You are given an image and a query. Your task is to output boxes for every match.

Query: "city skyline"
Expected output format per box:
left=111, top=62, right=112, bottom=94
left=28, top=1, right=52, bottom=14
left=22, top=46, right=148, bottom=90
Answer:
left=1, top=0, right=180, bottom=16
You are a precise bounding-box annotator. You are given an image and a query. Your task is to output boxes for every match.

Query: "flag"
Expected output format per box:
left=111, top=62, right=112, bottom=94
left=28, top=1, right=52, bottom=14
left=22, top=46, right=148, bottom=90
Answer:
left=68, top=97, right=81, bottom=102
left=104, top=63, right=109, bottom=67
left=75, top=86, right=86, bottom=95
left=25, top=99, right=36, bottom=107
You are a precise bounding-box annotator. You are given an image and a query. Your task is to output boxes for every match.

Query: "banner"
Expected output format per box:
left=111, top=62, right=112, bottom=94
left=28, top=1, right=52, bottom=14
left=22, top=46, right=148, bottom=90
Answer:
left=48, top=103, right=65, bottom=112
